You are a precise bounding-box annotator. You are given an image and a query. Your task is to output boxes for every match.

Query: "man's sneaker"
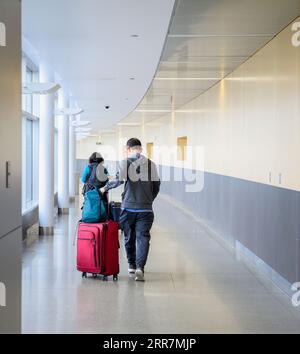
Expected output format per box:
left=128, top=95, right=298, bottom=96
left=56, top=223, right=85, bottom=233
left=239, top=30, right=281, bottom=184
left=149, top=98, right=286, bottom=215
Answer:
left=128, top=265, right=136, bottom=274
left=135, top=268, right=145, bottom=282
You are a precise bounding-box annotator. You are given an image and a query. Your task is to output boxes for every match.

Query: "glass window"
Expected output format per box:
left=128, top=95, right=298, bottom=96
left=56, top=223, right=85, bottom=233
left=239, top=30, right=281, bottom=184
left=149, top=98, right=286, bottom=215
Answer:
left=54, top=130, right=58, bottom=193
left=22, top=116, right=39, bottom=211
left=25, top=119, right=33, bottom=204
left=21, top=58, right=40, bottom=213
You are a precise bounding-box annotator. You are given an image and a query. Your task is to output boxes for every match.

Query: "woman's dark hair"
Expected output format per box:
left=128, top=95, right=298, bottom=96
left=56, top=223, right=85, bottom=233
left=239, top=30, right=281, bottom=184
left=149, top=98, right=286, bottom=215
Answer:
left=89, top=152, right=104, bottom=164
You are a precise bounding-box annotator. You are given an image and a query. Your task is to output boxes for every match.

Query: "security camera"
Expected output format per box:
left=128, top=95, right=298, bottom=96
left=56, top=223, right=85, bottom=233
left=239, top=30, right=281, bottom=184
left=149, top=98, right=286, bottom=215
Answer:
left=105, top=105, right=110, bottom=110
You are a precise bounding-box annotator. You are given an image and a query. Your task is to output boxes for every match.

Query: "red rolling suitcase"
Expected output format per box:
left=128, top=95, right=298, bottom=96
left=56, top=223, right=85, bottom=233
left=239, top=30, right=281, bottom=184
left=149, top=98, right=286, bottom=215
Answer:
left=77, top=221, right=119, bottom=281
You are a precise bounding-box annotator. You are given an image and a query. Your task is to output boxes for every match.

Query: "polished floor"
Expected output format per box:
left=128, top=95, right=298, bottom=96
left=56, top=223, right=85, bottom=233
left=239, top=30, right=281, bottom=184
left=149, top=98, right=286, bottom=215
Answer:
left=22, top=196, right=300, bottom=334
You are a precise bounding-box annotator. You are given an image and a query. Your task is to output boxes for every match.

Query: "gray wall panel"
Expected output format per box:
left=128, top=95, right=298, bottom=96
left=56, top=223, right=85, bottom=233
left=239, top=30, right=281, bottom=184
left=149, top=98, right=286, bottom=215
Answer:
left=297, top=197, right=300, bottom=282
left=0, top=228, right=22, bottom=333
left=257, top=186, right=298, bottom=283
left=161, top=166, right=300, bottom=285
left=231, top=178, right=259, bottom=255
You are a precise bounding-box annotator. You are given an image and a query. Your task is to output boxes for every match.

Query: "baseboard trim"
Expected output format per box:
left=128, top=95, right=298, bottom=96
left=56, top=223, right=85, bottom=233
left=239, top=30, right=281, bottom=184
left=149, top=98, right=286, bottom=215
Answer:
left=39, top=226, right=54, bottom=236
left=58, top=208, right=69, bottom=215
left=235, top=240, right=293, bottom=297
left=158, top=193, right=293, bottom=298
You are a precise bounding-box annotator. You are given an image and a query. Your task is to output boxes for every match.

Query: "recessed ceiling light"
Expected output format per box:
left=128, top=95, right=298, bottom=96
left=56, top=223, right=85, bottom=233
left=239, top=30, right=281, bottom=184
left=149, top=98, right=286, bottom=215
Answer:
left=130, top=34, right=139, bottom=38
left=130, top=77, right=135, bottom=80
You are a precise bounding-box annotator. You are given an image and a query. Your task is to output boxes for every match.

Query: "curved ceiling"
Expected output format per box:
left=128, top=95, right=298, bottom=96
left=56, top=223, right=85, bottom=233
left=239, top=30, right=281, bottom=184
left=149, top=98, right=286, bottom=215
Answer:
left=115, top=0, right=300, bottom=129
left=22, top=0, right=176, bottom=131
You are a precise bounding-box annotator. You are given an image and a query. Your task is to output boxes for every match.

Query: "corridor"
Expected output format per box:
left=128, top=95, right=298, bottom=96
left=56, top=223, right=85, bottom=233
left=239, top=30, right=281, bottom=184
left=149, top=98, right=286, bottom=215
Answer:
left=22, top=197, right=300, bottom=334
left=1, top=0, right=300, bottom=335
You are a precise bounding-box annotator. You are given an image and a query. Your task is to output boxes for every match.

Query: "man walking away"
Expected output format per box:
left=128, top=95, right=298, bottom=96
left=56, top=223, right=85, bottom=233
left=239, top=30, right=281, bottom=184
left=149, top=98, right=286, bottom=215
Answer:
left=100, top=138, right=160, bottom=281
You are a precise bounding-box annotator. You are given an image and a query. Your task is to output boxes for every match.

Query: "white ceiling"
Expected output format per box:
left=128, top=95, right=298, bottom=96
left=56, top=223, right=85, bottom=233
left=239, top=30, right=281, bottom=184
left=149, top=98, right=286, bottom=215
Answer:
left=22, top=0, right=176, bottom=131
left=116, top=0, right=300, bottom=127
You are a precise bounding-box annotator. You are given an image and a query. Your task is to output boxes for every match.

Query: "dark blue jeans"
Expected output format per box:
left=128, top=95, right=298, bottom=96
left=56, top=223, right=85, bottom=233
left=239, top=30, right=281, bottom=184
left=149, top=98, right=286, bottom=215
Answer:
left=120, top=210, right=154, bottom=269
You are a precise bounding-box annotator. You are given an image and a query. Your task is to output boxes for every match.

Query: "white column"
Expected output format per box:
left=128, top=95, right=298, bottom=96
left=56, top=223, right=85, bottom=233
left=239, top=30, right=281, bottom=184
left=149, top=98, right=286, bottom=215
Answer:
left=39, top=62, right=55, bottom=235
left=57, top=89, right=70, bottom=213
left=69, top=116, right=76, bottom=201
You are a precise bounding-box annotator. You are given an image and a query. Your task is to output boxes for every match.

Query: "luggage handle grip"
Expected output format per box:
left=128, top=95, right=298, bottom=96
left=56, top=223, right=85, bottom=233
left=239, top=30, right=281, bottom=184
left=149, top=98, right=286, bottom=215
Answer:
left=73, top=221, right=81, bottom=246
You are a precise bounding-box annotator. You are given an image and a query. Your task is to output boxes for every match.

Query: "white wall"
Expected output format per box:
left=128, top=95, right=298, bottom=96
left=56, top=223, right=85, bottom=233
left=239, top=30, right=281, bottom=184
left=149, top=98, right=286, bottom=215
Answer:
left=83, top=17, right=300, bottom=192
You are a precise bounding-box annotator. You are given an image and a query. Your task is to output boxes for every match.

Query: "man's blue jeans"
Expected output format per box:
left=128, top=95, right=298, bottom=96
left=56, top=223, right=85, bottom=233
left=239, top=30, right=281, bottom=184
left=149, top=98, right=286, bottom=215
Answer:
left=120, top=210, right=154, bottom=269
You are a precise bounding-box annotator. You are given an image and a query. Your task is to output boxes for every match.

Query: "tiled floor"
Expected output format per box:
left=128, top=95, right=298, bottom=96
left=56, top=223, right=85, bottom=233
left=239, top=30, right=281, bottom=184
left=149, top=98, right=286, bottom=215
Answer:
left=22, top=197, right=300, bottom=333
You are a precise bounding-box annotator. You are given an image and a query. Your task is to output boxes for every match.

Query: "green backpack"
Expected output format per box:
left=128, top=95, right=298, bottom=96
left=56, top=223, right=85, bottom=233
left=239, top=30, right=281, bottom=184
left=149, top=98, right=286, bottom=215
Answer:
left=82, top=189, right=107, bottom=223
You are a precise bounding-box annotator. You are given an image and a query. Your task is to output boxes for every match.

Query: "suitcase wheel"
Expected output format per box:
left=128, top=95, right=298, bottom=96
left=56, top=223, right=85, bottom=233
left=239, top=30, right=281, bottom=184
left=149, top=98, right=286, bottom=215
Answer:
left=102, top=275, right=108, bottom=281
left=113, top=275, right=118, bottom=281
left=92, top=273, right=98, bottom=279
left=82, top=272, right=87, bottom=278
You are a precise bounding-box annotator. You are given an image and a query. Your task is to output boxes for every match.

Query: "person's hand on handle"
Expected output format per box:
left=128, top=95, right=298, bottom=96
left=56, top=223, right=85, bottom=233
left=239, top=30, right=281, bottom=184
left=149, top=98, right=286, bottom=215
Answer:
left=100, top=187, right=106, bottom=195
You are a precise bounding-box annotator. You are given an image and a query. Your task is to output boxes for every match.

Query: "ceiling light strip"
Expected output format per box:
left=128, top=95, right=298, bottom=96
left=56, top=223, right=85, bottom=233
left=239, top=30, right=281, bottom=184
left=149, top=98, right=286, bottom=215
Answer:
left=168, top=34, right=273, bottom=38
left=154, top=77, right=221, bottom=81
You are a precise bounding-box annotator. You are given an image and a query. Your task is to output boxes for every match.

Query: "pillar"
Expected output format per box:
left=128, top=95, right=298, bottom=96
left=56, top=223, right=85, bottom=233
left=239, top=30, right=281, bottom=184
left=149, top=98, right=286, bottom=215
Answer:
left=39, top=61, right=55, bottom=235
left=69, top=116, right=76, bottom=201
left=57, top=89, right=70, bottom=214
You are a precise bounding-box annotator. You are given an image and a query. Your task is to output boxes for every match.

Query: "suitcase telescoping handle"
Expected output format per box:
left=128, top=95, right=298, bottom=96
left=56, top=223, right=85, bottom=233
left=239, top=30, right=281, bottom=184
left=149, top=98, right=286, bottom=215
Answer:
left=73, top=220, right=81, bottom=246
left=99, top=189, right=109, bottom=222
